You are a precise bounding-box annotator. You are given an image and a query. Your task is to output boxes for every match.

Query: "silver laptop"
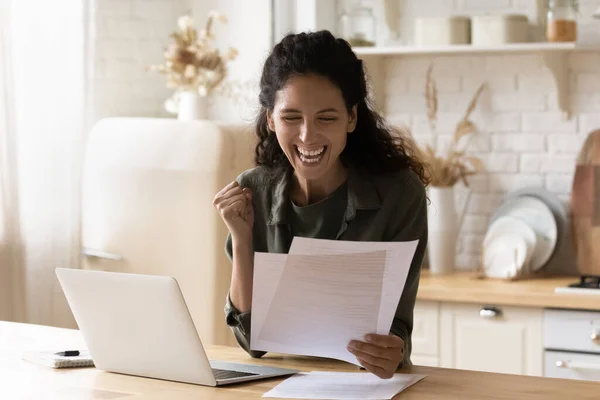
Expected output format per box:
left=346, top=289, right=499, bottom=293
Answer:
left=55, top=268, right=298, bottom=386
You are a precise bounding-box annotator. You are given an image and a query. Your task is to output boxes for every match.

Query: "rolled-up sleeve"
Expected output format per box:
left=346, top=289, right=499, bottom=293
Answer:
left=388, top=178, right=428, bottom=368
left=224, top=293, right=267, bottom=358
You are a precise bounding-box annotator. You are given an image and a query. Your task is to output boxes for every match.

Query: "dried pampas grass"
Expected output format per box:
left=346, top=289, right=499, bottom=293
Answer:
left=148, top=12, right=237, bottom=97
left=418, top=63, right=486, bottom=187
left=425, top=65, right=438, bottom=134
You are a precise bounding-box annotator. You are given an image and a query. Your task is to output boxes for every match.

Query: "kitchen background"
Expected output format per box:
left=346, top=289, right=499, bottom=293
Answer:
left=3, top=0, right=598, bottom=380
left=90, top=0, right=600, bottom=274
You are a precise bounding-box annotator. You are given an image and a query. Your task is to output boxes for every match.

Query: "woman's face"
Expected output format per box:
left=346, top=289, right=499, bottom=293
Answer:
left=267, top=74, right=357, bottom=182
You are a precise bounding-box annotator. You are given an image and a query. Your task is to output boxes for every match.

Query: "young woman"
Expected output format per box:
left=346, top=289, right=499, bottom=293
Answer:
left=213, top=30, right=429, bottom=379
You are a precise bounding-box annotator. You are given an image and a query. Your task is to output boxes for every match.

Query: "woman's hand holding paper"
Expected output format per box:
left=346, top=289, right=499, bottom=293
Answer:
left=347, top=334, right=405, bottom=379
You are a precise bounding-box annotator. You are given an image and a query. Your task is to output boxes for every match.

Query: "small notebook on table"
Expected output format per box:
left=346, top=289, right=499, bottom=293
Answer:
left=22, top=350, right=94, bottom=369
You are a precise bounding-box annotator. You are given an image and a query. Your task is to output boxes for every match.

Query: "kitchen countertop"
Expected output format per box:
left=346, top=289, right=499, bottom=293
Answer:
left=416, top=270, right=600, bottom=311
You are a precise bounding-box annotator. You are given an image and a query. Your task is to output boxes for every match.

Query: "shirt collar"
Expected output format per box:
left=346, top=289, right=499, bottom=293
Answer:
left=267, top=163, right=381, bottom=225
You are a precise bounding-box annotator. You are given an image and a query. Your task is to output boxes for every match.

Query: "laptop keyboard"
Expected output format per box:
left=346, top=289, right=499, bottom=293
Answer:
left=212, top=368, right=259, bottom=381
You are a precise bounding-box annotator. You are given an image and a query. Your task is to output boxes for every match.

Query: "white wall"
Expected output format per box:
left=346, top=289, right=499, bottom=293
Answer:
left=191, top=0, right=272, bottom=122
left=338, top=0, right=600, bottom=273
left=385, top=52, right=600, bottom=272
left=91, top=0, right=271, bottom=124
left=91, top=0, right=190, bottom=121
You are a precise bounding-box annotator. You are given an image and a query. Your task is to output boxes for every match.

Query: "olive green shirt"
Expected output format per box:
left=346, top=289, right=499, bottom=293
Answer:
left=223, top=163, right=428, bottom=367
left=289, top=180, right=348, bottom=240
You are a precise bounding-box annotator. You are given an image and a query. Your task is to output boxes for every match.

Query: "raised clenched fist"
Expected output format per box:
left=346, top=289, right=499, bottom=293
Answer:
left=213, top=181, right=254, bottom=242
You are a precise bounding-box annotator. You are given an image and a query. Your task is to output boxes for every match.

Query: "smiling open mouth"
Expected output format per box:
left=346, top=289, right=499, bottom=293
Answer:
left=295, top=145, right=327, bottom=164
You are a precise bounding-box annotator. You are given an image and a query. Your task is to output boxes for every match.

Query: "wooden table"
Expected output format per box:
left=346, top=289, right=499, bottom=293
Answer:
left=2, top=321, right=600, bottom=399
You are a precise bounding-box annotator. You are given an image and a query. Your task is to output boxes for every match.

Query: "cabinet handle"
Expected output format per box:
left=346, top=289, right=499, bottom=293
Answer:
left=591, top=332, right=600, bottom=343
left=556, top=360, right=600, bottom=371
left=82, top=248, right=123, bottom=261
left=479, top=307, right=502, bottom=319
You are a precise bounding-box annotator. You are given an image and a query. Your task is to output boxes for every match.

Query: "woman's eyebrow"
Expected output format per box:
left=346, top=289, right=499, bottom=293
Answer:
left=279, top=107, right=340, bottom=113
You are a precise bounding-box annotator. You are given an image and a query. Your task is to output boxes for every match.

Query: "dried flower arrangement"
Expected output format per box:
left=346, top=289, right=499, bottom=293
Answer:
left=148, top=12, right=238, bottom=113
left=419, top=64, right=486, bottom=187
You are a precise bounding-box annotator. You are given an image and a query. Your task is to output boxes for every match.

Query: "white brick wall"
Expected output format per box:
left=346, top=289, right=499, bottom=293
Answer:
left=467, top=193, right=504, bottom=214
left=580, top=113, right=600, bottom=133
left=91, top=0, right=269, bottom=123
left=492, top=133, right=545, bottom=152
left=522, top=112, right=577, bottom=132
left=460, top=215, right=489, bottom=235
left=519, top=154, right=577, bottom=174
left=478, top=153, right=520, bottom=173
left=382, top=48, right=600, bottom=270
left=336, top=0, right=600, bottom=271
left=92, top=0, right=190, bottom=121
left=547, top=134, right=585, bottom=153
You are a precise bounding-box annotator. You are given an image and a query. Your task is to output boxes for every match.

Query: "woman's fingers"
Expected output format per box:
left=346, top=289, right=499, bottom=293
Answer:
left=217, top=194, right=246, bottom=210
left=216, top=195, right=247, bottom=217
left=349, top=347, right=390, bottom=368
left=242, top=188, right=253, bottom=204
left=355, top=357, right=394, bottom=379
left=347, top=334, right=404, bottom=379
left=214, top=186, right=244, bottom=204
left=363, top=334, right=404, bottom=349
left=215, top=180, right=240, bottom=198
left=347, top=339, right=397, bottom=361
left=213, top=182, right=254, bottom=237
left=213, top=181, right=248, bottom=207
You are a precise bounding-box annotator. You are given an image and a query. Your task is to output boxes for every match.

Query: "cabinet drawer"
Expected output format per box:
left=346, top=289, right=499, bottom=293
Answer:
left=544, top=309, right=600, bottom=353
left=411, top=300, right=439, bottom=357
left=545, top=350, right=600, bottom=382
left=440, top=303, right=543, bottom=376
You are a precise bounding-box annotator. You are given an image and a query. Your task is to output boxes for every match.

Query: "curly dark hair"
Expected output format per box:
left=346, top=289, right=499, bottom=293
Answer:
left=254, top=30, right=430, bottom=185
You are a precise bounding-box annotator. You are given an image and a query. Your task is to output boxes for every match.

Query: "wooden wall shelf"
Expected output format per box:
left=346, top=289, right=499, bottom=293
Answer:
left=355, top=42, right=597, bottom=120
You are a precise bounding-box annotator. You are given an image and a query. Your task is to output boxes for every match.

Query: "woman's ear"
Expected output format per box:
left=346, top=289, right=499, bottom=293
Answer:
left=347, top=105, right=358, bottom=133
left=266, top=110, right=276, bottom=132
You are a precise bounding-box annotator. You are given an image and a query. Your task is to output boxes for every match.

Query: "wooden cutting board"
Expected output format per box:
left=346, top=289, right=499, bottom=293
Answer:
left=571, top=129, right=600, bottom=277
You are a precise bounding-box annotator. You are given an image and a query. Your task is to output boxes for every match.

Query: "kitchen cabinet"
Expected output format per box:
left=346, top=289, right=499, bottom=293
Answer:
left=413, top=272, right=600, bottom=381
left=543, top=309, right=600, bottom=381
left=410, top=300, right=440, bottom=367
left=544, top=309, right=600, bottom=354
left=545, top=350, right=600, bottom=381
left=412, top=300, right=543, bottom=376
left=440, top=303, right=543, bottom=376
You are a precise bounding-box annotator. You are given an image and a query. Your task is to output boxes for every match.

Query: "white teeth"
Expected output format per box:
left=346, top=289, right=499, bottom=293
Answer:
left=299, top=155, right=320, bottom=163
left=296, top=145, right=326, bottom=165
left=297, top=146, right=325, bottom=156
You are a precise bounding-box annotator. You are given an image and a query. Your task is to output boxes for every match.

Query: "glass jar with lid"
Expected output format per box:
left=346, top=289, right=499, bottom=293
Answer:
left=547, top=0, right=578, bottom=42
left=338, top=6, right=376, bottom=47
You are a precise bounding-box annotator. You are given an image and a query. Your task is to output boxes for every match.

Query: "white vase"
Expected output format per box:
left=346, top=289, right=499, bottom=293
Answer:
left=177, top=92, right=208, bottom=121
left=426, top=186, right=459, bottom=275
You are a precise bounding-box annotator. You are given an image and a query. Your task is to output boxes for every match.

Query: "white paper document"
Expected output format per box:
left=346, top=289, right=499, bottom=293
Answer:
left=251, top=237, right=419, bottom=365
left=262, top=371, right=426, bottom=399
left=251, top=252, right=288, bottom=347
left=288, top=237, right=420, bottom=335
